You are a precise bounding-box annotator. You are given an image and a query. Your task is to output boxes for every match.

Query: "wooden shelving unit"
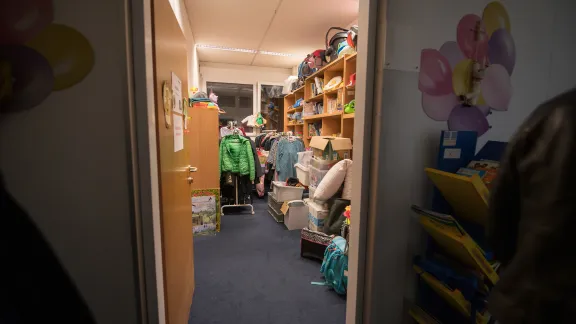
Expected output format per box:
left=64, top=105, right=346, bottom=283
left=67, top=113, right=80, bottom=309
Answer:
left=283, top=54, right=357, bottom=147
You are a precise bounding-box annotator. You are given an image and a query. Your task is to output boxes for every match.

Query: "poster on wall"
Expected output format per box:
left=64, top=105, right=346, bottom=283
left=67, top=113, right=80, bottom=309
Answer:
left=192, top=189, right=221, bottom=235
left=171, top=72, right=182, bottom=114
left=173, top=114, right=183, bottom=152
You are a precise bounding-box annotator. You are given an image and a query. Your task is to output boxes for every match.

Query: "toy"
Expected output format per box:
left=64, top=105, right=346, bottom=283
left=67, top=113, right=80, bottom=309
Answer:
left=344, top=99, right=355, bottom=114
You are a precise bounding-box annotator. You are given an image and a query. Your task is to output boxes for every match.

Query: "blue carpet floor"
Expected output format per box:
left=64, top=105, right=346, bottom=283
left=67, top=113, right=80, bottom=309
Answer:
left=189, top=199, right=346, bottom=324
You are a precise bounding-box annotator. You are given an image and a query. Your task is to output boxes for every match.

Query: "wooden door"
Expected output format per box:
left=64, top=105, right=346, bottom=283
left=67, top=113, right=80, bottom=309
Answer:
left=151, top=0, right=194, bottom=323
left=188, top=107, right=219, bottom=190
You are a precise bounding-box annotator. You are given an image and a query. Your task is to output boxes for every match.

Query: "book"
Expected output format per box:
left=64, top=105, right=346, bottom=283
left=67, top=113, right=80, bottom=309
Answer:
left=314, top=77, right=324, bottom=94
left=466, top=160, right=500, bottom=187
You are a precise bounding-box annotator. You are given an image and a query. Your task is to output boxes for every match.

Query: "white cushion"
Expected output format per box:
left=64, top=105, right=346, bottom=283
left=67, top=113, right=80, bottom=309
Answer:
left=342, top=160, right=354, bottom=200
left=314, top=159, right=352, bottom=200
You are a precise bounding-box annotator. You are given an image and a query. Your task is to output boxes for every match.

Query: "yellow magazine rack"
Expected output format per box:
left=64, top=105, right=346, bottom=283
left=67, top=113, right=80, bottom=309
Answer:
left=425, top=168, right=490, bottom=225
left=409, top=305, right=441, bottom=324
left=415, top=209, right=499, bottom=285
left=414, top=266, right=490, bottom=324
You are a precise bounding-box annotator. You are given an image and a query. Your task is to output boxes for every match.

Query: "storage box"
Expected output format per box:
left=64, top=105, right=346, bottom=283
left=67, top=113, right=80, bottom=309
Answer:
left=309, top=157, right=338, bottom=171
left=309, top=185, right=316, bottom=199
left=284, top=200, right=309, bottom=230
left=306, top=199, right=328, bottom=232
left=297, top=151, right=313, bottom=166
left=308, top=165, right=329, bottom=188
left=309, top=136, right=352, bottom=161
left=272, top=181, right=305, bottom=202
left=294, top=163, right=310, bottom=186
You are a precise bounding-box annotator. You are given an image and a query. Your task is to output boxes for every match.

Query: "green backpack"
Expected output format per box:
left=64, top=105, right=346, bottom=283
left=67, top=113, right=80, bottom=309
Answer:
left=320, top=236, right=348, bottom=295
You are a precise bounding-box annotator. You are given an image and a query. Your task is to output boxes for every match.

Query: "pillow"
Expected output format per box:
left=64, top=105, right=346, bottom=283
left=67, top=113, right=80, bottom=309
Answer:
left=314, top=159, right=352, bottom=201
left=342, top=160, right=353, bottom=200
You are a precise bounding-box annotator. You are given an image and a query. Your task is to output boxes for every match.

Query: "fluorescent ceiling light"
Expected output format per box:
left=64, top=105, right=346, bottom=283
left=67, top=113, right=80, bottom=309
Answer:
left=196, top=44, right=293, bottom=57
left=196, top=44, right=257, bottom=53
left=259, top=50, right=293, bottom=57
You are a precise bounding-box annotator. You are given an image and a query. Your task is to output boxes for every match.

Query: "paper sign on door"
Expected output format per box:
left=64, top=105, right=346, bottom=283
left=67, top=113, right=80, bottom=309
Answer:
left=173, top=114, right=183, bottom=152
left=171, top=72, right=182, bottom=114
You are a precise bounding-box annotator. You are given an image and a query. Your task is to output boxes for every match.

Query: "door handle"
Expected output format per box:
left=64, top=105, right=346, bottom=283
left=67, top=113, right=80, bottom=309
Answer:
left=189, top=166, right=198, bottom=172
left=187, top=176, right=193, bottom=184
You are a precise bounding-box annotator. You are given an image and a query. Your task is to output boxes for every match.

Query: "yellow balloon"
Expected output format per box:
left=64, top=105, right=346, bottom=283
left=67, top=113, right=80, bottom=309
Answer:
left=477, top=92, right=486, bottom=106
left=483, top=1, right=511, bottom=37
left=452, top=59, right=474, bottom=97
left=27, top=24, right=95, bottom=91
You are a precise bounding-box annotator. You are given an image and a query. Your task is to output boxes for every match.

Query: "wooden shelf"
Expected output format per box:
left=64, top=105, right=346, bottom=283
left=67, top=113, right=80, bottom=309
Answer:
left=307, top=93, right=323, bottom=102
left=345, top=52, right=357, bottom=62
left=286, top=107, right=303, bottom=113
left=346, top=85, right=355, bottom=90
left=343, top=113, right=355, bottom=119
left=303, top=111, right=342, bottom=120
left=324, top=85, right=343, bottom=96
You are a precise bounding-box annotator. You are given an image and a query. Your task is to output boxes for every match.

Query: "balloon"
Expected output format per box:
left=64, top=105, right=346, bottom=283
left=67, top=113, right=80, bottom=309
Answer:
left=477, top=105, right=491, bottom=116
left=457, top=14, right=488, bottom=62
left=418, top=49, right=453, bottom=96
left=422, top=92, right=459, bottom=121
left=27, top=24, right=95, bottom=90
left=452, top=59, right=474, bottom=96
left=0, top=45, right=54, bottom=112
left=481, top=64, right=512, bottom=111
left=448, top=105, right=490, bottom=136
left=488, top=28, right=516, bottom=75
left=483, top=1, right=511, bottom=37
left=439, top=41, right=465, bottom=70
left=0, top=1, right=53, bottom=45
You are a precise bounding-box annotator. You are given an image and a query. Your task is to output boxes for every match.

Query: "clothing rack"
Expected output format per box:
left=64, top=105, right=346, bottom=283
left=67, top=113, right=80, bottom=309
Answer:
left=220, top=175, right=255, bottom=215
left=220, top=129, right=255, bottom=215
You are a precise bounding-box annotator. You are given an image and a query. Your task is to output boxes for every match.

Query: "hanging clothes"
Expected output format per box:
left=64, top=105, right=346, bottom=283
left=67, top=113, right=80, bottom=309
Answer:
left=219, top=134, right=255, bottom=181
left=275, top=137, right=305, bottom=182
left=243, top=135, right=263, bottom=182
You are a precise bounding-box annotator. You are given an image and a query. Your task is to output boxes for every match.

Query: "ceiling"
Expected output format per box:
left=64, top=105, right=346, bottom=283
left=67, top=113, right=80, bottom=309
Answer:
left=185, top=0, right=359, bottom=68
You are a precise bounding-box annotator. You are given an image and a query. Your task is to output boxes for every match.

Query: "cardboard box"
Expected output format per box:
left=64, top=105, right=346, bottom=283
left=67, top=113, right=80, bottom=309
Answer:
left=305, top=199, right=328, bottom=232
left=309, top=136, right=352, bottom=161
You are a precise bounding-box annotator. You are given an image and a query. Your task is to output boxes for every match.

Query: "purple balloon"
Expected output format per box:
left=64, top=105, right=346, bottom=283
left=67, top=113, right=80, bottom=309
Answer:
left=439, top=41, right=465, bottom=70
left=481, top=64, right=512, bottom=111
left=422, top=92, right=459, bottom=121
left=477, top=105, right=491, bottom=116
left=419, top=49, right=453, bottom=96
left=488, top=28, right=516, bottom=75
left=0, top=45, right=54, bottom=112
left=448, top=105, right=490, bottom=136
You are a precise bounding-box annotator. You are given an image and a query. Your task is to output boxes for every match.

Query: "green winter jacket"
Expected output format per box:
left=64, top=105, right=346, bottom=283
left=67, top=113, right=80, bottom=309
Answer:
left=219, top=135, right=255, bottom=181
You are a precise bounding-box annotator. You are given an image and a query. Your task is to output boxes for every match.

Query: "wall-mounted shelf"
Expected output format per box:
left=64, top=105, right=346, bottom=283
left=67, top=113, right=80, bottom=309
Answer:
left=284, top=53, right=357, bottom=148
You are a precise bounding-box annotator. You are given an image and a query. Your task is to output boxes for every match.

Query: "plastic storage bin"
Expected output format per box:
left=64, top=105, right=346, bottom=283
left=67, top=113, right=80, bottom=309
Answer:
left=268, top=192, right=284, bottom=222
left=284, top=200, right=309, bottom=230
left=308, top=165, right=330, bottom=188
left=309, top=185, right=316, bottom=199
left=272, top=181, right=305, bottom=202
left=310, top=157, right=339, bottom=171
left=297, top=151, right=313, bottom=166
left=295, top=163, right=310, bottom=186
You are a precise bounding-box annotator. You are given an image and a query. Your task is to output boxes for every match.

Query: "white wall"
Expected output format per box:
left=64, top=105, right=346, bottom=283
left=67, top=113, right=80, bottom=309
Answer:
left=368, top=0, right=576, bottom=322
left=168, top=0, right=200, bottom=91
left=200, top=62, right=292, bottom=114
left=0, top=1, right=142, bottom=323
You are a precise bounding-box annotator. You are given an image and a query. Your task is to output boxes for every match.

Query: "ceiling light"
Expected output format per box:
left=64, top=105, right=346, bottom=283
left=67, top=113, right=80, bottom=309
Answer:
left=196, top=44, right=257, bottom=54
left=196, top=44, right=293, bottom=57
left=259, top=50, right=293, bottom=57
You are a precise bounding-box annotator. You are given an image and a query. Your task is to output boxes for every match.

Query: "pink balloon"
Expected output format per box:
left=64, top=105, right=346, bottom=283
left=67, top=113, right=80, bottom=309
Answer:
left=481, top=64, right=512, bottom=111
left=457, top=14, right=488, bottom=62
left=422, top=92, right=459, bottom=121
left=418, top=49, right=453, bottom=96
left=439, top=41, right=465, bottom=70
left=0, top=1, right=54, bottom=44
left=448, top=105, right=490, bottom=136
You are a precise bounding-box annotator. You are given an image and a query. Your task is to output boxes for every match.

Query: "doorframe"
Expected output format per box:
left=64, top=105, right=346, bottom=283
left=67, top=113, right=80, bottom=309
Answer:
left=127, top=0, right=387, bottom=322
left=345, top=0, right=385, bottom=322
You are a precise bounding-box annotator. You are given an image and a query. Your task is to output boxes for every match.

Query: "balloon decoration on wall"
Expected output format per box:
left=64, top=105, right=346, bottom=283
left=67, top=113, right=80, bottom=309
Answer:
left=0, top=1, right=95, bottom=113
left=418, top=1, right=514, bottom=136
